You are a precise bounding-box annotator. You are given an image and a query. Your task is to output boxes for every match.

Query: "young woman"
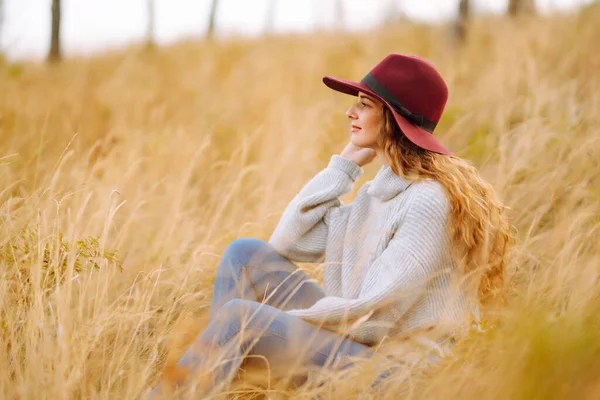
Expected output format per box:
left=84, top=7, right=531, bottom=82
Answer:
left=146, top=53, right=512, bottom=398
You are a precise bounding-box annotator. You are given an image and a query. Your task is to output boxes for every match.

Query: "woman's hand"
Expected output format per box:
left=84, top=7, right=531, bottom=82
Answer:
left=340, top=142, right=377, bottom=167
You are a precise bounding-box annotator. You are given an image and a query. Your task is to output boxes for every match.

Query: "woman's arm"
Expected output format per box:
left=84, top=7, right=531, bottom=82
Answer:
left=268, top=155, right=363, bottom=262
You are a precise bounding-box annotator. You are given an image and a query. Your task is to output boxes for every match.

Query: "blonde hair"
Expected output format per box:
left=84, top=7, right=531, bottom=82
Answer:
left=379, top=107, right=514, bottom=307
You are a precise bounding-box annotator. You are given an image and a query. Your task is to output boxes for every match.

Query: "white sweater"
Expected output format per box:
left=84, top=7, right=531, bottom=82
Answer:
left=268, top=155, right=478, bottom=346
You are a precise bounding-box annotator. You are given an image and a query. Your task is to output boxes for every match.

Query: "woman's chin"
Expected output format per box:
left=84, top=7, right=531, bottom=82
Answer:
left=350, top=137, right=370, bottom=148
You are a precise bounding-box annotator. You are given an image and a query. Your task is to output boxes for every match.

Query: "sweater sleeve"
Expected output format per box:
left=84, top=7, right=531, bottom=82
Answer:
left=286, top=183, right=451, bottom=332
left=268, top=155, right=363, bottom=262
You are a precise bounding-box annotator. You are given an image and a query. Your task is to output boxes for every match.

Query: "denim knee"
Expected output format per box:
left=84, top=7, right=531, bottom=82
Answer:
left=221, top=238, right=269, bottom=270
left=212, top=299, right=265, bottom=345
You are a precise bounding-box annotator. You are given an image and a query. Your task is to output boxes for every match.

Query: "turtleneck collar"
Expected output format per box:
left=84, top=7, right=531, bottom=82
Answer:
left=366, top=165, right=413, bottom=201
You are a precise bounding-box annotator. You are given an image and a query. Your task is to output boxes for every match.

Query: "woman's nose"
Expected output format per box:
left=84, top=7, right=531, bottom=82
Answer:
left=346, top=105, right=357, bottom=120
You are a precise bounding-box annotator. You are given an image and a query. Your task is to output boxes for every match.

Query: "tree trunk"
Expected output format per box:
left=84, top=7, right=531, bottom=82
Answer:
left=335, top=0, right=345, bottom=30
left=146, top=0, right=156, bottom=47
left=380, top=0, right=404, bottom=25
left=508, top=0, right=536, bottom=16
left=0, top=0, right=4, bottom=45
left=265, top=0, right=277, bottom=34
left=455, top=0, right=470, bottom=43
left=48, top=0, right=61, bottom=62
left=207, top=0, right=219, bottom=39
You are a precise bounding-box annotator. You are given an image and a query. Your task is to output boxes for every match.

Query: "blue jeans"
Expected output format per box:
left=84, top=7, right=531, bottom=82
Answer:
left=147, top=238, right=390, bottom=398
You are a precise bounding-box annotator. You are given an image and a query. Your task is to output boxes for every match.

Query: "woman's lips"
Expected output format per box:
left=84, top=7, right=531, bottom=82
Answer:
left=351, top=125, right=361, bottom=132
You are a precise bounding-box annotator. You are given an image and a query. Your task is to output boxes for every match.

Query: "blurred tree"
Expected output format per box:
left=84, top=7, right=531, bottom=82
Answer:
left=380, top=0, right=406, bottom=25
left=146, top=0, right=156, bottom=47
left=0, top=0, right=4, bottom=62
left=335, top=0, right=345, bottom=30
left=455, top=0, right=470, bottom=43
left=508, top=0, right=536, bottom=16
left=265, top=0, right=277, bottom=34
left=0, top=0, right=4, bottom=39
left=207, top=0, right=219, bottom=39
left=48, top=0, right=61, bottom=62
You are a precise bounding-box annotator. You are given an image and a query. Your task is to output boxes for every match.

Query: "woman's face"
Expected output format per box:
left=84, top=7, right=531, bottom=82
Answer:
left=345, top=91, right=384, bottom=149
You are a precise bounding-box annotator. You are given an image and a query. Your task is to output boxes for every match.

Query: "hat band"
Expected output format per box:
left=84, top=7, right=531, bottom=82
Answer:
left=361, top=73, right=437, bottom=134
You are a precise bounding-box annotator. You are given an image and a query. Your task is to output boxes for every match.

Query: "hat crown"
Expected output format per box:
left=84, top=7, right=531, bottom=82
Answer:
left=367, top=54, right=448, bottom=124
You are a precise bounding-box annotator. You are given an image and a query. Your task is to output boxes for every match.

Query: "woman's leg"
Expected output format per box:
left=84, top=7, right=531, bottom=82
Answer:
left=149, top=299, right=380, bottom=398
left=209, top=238, right=325, bottom=319
left=145, top=238, right=327, bottom=397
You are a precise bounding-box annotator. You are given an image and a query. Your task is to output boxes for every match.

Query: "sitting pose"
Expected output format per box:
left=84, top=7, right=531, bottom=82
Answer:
left=146, top=53, right=512, bottom=398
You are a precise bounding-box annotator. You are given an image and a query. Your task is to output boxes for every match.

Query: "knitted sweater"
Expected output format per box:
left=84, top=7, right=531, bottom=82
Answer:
left=268, top=155, right=478, bottom=346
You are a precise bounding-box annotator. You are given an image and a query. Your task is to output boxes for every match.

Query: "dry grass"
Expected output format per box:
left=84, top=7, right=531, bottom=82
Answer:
left=1, top=4, right=600, bottom=399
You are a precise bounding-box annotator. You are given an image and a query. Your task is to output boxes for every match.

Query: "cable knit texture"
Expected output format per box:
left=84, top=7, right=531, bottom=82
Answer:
left=268, top=155, right=478, bottom=346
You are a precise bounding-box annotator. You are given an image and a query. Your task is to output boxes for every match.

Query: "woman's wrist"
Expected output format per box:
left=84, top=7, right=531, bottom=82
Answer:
left=328, top=155, right=364, bottom=181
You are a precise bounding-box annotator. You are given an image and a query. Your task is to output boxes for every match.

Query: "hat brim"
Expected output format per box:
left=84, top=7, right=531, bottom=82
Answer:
left=323, top=76, right=452, bottom=156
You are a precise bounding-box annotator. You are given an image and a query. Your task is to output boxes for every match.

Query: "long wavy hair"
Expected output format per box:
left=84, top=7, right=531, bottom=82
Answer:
left=379, top=107, right=514, bottom=307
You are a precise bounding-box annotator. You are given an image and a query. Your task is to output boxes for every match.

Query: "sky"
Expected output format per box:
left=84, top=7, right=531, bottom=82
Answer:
left=0, top=0, right=592, bottom=61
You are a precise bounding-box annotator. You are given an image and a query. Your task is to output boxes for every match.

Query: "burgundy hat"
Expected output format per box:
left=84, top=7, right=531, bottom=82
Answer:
left=323, top=53, right=451, bottom=155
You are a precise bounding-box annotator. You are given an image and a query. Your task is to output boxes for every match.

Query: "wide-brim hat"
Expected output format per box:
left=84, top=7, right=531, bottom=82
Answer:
left=323, top=53, right=451, bottom=155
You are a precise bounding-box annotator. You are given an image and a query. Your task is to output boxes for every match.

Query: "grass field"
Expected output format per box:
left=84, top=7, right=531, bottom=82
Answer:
left=1, top=4, right=599, bottom=399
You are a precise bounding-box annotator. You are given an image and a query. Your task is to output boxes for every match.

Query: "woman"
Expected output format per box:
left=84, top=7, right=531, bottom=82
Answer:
left=146, top=53, right=512, bottom=398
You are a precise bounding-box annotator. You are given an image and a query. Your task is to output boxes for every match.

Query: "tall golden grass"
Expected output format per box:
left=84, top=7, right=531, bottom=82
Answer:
left=1, top=5, right=599, bottom=399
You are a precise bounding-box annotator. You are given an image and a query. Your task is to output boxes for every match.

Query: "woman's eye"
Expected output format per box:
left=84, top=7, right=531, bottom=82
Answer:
left=359, top=102, right=368, bottom=108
